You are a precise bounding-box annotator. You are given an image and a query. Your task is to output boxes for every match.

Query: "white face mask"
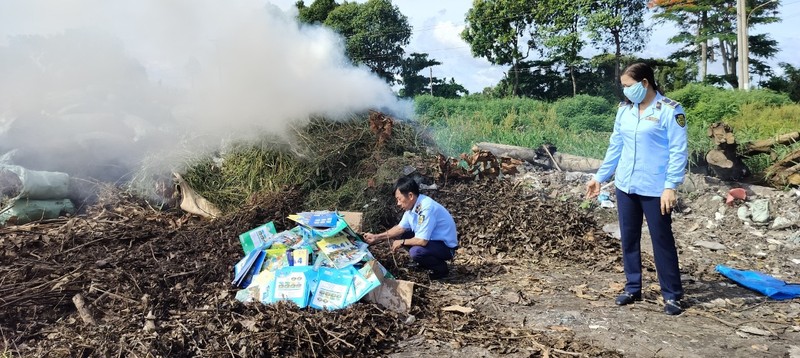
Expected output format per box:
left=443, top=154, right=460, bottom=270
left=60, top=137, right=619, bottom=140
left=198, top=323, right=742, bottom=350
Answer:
left=623, top=81, right=647, bottom=104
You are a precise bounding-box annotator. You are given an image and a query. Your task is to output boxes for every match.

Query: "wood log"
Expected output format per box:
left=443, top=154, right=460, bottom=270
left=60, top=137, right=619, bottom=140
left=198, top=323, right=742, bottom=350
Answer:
left=474, top=142, right=603, bottom=172
left=766, top=148, right=800, bottom=187
left=552, top=153, right=603, bottom=173
left=474, top=142, right=542, bottom=164
left=744, top=131, right=800, bottom=156
left=72, top=293, right=96, bottom=325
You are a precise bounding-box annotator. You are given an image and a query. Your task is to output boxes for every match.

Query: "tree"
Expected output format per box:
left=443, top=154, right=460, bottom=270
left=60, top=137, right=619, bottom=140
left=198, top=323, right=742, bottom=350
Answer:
left=653, top=58, right=698, bottom=93
left=761, top=63, right=800, bottom=102
left=533, top=0, right=592, bottom=96
left=495, top=57, right=617, bottom=101
left=295, top=0, right=338, bottom=24
left=432, top=78, right=469, bottom=98
left=650, top=0, right=780, bottom=86
left=296, top=0, right=411, bottom=85
left=462, top=0, right=537, bottom=96
left=398, top=53, right=440, bottom=97
left=398, top=53, right=468, bottom=98
left=324, top=0, right=411, bottom=85
left=585, top=0, right=650, bottom=96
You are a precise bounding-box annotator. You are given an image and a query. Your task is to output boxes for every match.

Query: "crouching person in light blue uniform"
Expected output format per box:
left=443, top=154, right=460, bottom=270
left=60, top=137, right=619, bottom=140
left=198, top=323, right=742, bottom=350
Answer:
left=364, top=176, right=458, bottom=280
left=586, top=62, right=688, bottom=316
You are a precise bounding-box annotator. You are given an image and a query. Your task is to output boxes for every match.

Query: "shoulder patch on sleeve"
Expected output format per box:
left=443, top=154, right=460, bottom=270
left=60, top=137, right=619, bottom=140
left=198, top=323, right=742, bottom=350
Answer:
left=675, top=113, right=686, bottom=127
left=661, top=97, right=680, bottom=108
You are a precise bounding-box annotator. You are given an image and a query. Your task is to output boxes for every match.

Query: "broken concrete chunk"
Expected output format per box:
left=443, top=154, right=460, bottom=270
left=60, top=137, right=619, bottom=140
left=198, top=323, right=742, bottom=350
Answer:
left=772, top=216, right=794, bottom=230
left=737, top=325, right=773, bottom=336
left=694, top=240, right=726, bottom=251
left=737, top=206, right=751, bottom=221
left=788, top=231, right=800, bottom=245
left=750, top=199, right=770, bottom=223
left=602, top=223, right=621, bottom=240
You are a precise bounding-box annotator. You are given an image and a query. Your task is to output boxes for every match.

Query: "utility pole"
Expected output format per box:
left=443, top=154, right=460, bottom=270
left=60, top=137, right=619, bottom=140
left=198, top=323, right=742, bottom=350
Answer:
left=429, top=67, right=433, bottom=96
left=738, top=0, right=777, bottom=91
left=736, top=0, right=746, bottom=90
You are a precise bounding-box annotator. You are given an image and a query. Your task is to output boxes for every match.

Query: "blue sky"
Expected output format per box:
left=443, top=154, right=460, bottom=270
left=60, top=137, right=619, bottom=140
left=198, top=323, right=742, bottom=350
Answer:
left=276, top=0, right=800, bottom=93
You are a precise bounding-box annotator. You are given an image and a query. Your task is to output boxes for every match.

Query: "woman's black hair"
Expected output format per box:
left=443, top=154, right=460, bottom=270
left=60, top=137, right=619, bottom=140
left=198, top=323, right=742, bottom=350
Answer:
left=394, top=176, right=419, bottom=196
left=622, top=62, right=663, bottom=95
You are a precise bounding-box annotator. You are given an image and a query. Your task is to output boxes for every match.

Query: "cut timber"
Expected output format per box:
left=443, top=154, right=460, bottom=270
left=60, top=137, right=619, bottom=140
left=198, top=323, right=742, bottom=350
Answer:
left=474, top=142, right=602, bottom=172
left=708, top=122, right=737, bottom=146
left=744, top=131, right=800, bottom=156
left=552, top=152, right=603, bottom=173
left=474, top=142, right=541, bottom=164
left=766, top=148, right=800, bottom=187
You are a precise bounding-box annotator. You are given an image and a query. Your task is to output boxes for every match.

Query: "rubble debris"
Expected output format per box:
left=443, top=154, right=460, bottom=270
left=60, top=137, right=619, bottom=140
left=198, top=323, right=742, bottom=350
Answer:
left=726, top=188, right=747, bottom=206
left=772, top=216, right=794, bottom=230
left=435, top=148, right=522, bottom=182
left=694, top=240, right=727, bottom=251
left=750, top=199, right=770, bottom=223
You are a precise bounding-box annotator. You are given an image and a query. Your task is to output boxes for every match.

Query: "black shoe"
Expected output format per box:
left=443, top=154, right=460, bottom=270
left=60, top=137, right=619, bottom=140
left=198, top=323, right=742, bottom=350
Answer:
left=614, top=292, right=642, bottom=306
left=429, top=271, right=448, bottom=280
left=664, top=299, right=683, bottom=316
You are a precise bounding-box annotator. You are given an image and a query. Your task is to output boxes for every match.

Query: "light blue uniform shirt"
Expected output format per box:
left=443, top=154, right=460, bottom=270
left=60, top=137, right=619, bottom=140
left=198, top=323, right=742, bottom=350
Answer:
left=399, top=194, right=458, bottom=248
left=594, top=93, right=688, bottom=197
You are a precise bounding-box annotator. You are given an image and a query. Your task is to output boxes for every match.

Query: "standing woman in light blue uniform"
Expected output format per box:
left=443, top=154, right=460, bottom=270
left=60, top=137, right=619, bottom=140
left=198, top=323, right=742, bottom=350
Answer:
left=586, top=62, right=688, bottom=316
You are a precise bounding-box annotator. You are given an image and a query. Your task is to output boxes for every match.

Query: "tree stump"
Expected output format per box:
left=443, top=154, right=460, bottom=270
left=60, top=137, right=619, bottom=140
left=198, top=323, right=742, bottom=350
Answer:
left=706, top=122, right=750, bottom=181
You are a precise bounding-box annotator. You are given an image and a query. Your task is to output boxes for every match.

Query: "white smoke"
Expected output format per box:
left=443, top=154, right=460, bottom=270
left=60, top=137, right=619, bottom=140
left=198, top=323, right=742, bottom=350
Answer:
left=0, top=0, right=410, bottom=180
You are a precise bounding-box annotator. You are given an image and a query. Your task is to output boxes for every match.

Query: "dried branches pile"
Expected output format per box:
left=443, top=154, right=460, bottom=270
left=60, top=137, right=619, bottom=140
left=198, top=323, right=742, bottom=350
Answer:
left=430, top=180, right=619, bottom=269
left=0, top=114, right=626, bottom=357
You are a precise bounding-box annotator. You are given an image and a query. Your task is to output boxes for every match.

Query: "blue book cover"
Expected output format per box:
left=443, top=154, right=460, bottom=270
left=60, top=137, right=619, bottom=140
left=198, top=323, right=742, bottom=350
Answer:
left=309, top=212, right=338, bottom=228
left=232, top=249, right=266, bottom=288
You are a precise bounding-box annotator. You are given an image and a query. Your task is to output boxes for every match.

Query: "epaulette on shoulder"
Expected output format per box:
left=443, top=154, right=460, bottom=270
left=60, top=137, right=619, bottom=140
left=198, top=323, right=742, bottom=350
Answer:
left=660, top=97, right=680, bottom=108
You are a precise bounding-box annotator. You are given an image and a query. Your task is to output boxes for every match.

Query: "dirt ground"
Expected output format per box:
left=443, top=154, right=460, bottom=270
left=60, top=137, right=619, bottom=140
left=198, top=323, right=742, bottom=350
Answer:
left=1, top=167, right=799, bottom=357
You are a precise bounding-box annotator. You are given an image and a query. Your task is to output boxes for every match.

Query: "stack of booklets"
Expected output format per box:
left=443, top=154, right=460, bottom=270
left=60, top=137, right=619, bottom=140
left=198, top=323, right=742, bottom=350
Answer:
left=232, top=210, right=385, bottom=310
left=288, top=211, right=363, bottom=240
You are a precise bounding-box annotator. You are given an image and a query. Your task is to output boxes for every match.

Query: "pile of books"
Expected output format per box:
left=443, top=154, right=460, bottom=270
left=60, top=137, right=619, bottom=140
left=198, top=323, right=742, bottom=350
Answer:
left=232, top=210, right=389, bottom=310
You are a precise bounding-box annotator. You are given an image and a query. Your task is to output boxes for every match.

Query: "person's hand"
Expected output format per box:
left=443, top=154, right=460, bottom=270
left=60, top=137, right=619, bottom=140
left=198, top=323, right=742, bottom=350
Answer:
left=661, top=189, right=677, bottom=215
left=391, top=239, right=404, bottom=252
left=586, top=179, right=601, bottom=199
left=363, top=233, right=379, bottom=245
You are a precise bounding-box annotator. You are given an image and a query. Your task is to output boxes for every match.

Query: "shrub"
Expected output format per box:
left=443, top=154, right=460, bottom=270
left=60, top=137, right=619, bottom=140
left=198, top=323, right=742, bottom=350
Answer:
left=668, top=84, right=791, bottom=127
left=552, top=95, right=614, bottom=132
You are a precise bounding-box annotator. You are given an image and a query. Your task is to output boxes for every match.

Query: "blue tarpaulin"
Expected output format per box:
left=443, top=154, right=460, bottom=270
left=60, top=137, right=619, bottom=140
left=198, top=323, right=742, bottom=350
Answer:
left=716, top=264, right=800, bottom=300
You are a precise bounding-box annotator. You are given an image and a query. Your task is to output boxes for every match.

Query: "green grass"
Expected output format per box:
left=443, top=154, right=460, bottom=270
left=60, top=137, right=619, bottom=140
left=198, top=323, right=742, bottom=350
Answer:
left=155, top=115, right=428, bottom=220
left=414, top=88, right=800, bottom=178
left=416, top=95, right=612, bottom=159
left=158, top=87, right=798, bottom=217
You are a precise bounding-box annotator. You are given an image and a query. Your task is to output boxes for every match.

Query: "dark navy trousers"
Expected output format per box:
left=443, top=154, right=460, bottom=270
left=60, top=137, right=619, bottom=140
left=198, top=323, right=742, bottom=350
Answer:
left=616, top=188, right=683, bottom=301
left=401, top=231, right=455, bottom=275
